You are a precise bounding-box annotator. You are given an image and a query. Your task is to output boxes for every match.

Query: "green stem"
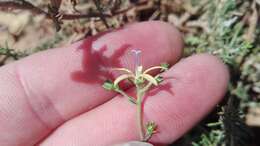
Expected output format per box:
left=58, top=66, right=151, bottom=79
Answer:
left=136, top=86, right=145, bottom=141
left=115, top=89, right=136, bottom=104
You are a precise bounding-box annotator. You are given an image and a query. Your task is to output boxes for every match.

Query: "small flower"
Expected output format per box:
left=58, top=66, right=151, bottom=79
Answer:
left=112, top=50, right=169, bottom=89
left=113, top=64, right=166, bottom=87
left=102, top=49, right=169, bottom=142
left=131, top=49, right=142, bottom=69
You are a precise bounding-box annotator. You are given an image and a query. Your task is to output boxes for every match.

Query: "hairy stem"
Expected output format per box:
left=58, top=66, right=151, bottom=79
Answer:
left=136, top=86, right=145, bottom=141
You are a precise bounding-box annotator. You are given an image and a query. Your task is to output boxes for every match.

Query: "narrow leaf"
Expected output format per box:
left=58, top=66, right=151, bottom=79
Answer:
left=142, top=74, right=158, bottom=86
left=114, top=74, right=134, bottom=86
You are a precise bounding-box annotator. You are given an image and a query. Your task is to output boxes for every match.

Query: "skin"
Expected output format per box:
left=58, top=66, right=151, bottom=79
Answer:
left=0, top=21, right=229, bottom=146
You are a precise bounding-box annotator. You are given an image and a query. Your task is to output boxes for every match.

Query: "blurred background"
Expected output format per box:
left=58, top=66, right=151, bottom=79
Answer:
left=0, top=0, right=259, bottom=145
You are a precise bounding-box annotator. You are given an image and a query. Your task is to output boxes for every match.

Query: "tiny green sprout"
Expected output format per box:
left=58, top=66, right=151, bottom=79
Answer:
left=102, top=49, right=169, bottom=142
left=145, top=121, right=157, bottom=140
left=155, top=76, right=163, bottom=84
left=160, top=63, right=170, bottom=72
left=103, top=80, right=115, bottom=90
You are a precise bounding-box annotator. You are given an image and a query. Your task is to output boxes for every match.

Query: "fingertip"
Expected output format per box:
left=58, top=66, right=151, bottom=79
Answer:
left=146, top=53, right=230, bottom=144
left=179, top=53, right=230, bottom=92
left=151, top=21, right=184, bottom=62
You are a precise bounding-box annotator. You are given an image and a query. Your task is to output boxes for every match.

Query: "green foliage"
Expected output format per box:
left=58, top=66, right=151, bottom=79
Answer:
left=145, top=121, right=157, bottom=138
left=192, top=131, right=224, bottom=146
left=155, top=76, right=163, bottom=84
left=160, top=63, right=170, bottom=71
left=0, top=34, right=63, bottom=63
left=0, top=43, right=27, bottom=60
left=102, top=80, right=117, bottom=90
left=192, top=98, right=252, bottom=146
left=32, top=34, right=63, bottom=52
left=182, top=0, right=258, bottom=145
left=185, top=0, right=258, bottom=104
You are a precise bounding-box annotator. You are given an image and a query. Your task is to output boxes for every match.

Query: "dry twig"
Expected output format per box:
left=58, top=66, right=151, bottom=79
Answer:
left=93, top=0, right=110, bottom=28
left=179, top=0, right=208, bottom=26
left=0, top=0, right=111, bottom=20
left=245, top=0, right=258, bottom=43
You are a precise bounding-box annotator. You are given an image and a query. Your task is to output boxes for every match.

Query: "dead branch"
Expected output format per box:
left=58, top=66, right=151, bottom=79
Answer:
left=0, top=0, right=48, bottom=16
left=245, top=0, right=258, bottom=43
left=186, top=20, right=210, bottom=33
left=93, top=0, right=110, bottom=28
left=0, top=0, right=111, bottom=20
left=50, top=0, right=62, bottom=9
left=179, top=0, right=208, bottom=25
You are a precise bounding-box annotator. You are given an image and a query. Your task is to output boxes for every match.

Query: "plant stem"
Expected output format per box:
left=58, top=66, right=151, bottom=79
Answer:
left=136, top=86, right=145, bottom=141
left=115, top=89, right=136, bottom=104
left=93, top=0, right=110, bottom=28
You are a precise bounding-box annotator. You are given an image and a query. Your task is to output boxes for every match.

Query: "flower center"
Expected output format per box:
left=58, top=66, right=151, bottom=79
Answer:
left=131, top=49, right=142, bottom=70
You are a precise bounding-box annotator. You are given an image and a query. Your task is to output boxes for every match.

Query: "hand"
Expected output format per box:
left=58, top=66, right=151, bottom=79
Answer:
left=0, top=21, right=229, bottom=146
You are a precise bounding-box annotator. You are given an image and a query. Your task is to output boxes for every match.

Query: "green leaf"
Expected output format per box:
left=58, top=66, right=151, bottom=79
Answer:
left=155, top=76, right=163, bottom=84
left=102, top=80, right=115, bottom=90
left=160, top=63, right=169, bottom=72
left=146, top=121, right=157, bottom=136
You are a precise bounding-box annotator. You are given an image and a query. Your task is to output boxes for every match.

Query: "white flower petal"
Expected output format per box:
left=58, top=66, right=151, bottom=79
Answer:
left=112, top=68, right=133, bottom=74
left=142, top=74, right=158, bottom=86
left=143, top=66, right=165, bottom=74
left=114, top=74, right=134, bottom=86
